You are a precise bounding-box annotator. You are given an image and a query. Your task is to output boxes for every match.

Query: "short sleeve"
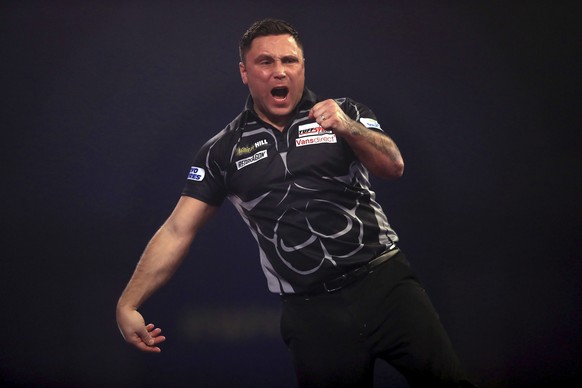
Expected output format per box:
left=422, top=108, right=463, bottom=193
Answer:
left=181, top=132, right=229, bottom=206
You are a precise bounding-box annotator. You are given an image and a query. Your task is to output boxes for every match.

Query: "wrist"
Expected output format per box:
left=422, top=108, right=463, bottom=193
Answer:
left=116, top=297, right=138, bottom=313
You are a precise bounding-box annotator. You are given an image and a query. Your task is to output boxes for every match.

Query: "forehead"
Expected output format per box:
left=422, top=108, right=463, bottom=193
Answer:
left=248, top=34, right=302, bottom=57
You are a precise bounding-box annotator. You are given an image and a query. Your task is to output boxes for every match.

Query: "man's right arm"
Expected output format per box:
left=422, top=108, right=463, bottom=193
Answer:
left=116, top=196, right=218, bottom=352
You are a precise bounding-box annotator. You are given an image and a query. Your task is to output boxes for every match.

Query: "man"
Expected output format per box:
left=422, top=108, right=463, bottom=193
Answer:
left=117, top=18, right=473, bottom=387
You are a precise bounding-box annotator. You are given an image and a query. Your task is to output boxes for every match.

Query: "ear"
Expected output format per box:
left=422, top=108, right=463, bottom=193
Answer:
left=239, top=62, right=248, bottom=85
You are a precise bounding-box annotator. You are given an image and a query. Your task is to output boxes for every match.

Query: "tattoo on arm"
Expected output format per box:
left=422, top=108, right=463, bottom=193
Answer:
left=349, top=123, right=400, bottom=162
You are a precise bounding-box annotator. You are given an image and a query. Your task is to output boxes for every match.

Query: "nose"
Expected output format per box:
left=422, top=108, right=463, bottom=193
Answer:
left=273, top=59, right=286, bottom=79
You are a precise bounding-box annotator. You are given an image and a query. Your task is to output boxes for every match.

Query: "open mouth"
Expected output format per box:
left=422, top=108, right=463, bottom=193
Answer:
left=271, top=87, right=289, bottom=100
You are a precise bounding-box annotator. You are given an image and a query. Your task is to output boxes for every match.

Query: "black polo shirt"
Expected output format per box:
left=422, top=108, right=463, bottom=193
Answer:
left=182, top=88, right=398, bottom=293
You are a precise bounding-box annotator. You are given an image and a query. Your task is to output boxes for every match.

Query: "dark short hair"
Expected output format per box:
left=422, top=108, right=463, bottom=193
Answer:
left=239, top=18, right=303, bottom=63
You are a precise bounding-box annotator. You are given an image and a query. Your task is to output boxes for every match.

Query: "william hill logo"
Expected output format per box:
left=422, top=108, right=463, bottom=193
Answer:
left=235, top=145, right=255, bottom=156
left=235, top=139, right=269, bottom=156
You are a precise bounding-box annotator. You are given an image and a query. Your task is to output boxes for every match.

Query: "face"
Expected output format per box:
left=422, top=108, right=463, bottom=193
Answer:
left=239, top=34, right=305, bottom=129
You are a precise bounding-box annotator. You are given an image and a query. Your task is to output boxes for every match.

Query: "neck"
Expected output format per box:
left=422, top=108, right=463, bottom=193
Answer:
left=255, top=110, right=290, bottom=132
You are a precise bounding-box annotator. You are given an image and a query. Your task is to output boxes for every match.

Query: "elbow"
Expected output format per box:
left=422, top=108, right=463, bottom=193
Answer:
left=379, top=159, right=404, bottom=180
left=393, top=159, right=404, bottom=178
left=364, top=155, right=404, bottom=180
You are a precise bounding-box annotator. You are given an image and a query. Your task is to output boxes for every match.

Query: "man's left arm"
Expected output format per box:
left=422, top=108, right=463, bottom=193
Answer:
left=309, top=99, right=404, bottom=179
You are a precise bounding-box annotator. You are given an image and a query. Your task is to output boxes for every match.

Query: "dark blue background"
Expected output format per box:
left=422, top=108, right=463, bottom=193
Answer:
left=1, top=1, right=580, bottom=387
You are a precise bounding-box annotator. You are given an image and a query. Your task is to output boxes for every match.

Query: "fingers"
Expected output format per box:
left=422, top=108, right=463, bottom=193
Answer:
left=310, top=108, right=330, bottom=127
left=142, top=323, right=166, bottom=347
left=140, top=324, right=155, bottom=346
left=309, top=99, right=344, bottom=128
left=309, top=100, right=331, bottom=121
left=130, top=323, right=166, bottom=353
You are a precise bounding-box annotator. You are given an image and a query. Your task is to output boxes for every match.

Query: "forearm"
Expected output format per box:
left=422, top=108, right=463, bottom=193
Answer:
left=116, top=197, right=216, bottom=352
left=342, top=121, right=404, bottom=179
left=117, top=224, right=193, bottom=311
left=309, top=99, right=404, bottom=179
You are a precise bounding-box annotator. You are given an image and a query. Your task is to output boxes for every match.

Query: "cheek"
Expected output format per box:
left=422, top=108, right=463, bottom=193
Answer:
left=254, top=77, right=272, bottom=92
left=292, top=69, right=305, bottom=84
left=292, top=77, right=305, bottom=92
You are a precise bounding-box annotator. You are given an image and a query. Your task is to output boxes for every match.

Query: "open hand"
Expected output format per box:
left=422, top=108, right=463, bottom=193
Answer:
left=117, top=308, right=166, bottom=353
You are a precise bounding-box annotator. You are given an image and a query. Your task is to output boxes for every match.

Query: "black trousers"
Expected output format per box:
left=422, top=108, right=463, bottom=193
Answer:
left=280, top=252, right=470, bottom=388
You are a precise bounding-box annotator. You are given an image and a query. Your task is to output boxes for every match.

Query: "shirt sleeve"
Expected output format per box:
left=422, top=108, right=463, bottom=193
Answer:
left=341, top=98, right=385, bottom=133
left=181, top=132, right=229, bottom=207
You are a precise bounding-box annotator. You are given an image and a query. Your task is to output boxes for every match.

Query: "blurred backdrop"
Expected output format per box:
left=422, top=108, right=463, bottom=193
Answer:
left=1, top=1, right=580, bottom=387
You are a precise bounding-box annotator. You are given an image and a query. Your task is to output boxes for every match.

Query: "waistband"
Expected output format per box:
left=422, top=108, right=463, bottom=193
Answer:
left=283, top=247, right=400, bottom=298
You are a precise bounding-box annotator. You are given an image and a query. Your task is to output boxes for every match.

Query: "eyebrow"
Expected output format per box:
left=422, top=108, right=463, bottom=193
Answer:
left=255, top=53, right=300, bottom=62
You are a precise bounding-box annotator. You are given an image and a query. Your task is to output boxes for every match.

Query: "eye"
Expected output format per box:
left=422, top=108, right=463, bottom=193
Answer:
left=282, top=57, right=299, bottom=64
left=258, top=57, right=273, bottom=65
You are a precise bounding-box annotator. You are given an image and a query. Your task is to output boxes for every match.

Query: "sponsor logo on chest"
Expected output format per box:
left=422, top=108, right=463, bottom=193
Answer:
left=235, top=139, right=269, bottom=156
left=296, top=122, right=337, bottom=147
left=236, top=149, right=268, bottom=170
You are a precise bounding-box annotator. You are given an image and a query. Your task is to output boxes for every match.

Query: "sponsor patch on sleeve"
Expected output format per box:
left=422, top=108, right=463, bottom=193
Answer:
left=187, top=166, right=206, bottom=181
left=359, top=117, right=382, bottom=130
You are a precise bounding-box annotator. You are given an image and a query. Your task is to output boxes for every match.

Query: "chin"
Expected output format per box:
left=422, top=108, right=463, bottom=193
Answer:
left=268, top=106, right=293, bottom=117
